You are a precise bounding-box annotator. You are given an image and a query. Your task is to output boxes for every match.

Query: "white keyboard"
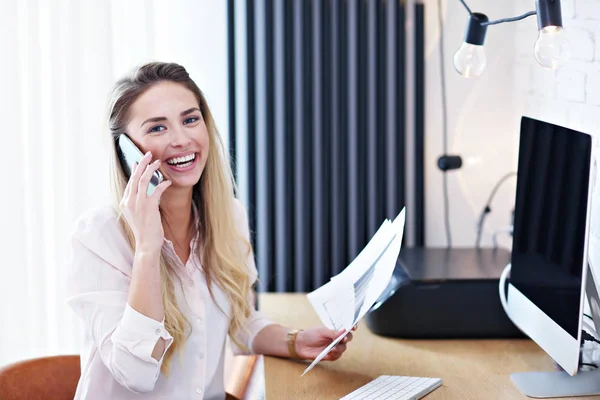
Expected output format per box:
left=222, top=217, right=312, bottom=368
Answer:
left=340, top=375, right=442, bottom=400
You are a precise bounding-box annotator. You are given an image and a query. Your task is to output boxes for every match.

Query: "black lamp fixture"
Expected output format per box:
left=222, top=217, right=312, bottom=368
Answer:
left=454, top=0, right=569, bottom=78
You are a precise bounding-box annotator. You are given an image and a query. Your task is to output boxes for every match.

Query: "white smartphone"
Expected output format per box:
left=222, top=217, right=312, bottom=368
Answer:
left=117, top=134, right=164, bottom=196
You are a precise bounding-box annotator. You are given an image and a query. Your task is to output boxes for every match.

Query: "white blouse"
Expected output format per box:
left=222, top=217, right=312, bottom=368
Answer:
left=66, top=199, right=273, bottom=399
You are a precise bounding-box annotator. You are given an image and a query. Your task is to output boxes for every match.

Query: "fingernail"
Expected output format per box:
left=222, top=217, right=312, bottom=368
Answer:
left=145, top=151, right=151, bottom=158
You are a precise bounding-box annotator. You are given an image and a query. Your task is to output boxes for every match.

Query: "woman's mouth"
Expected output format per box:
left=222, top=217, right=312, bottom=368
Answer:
left=165, top=153, right=198, bottom=172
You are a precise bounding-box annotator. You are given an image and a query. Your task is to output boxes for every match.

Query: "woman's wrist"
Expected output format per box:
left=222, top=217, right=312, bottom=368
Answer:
left=288, top=329, right=305, bottom=360
left=134, top=248, right=162, bottom=265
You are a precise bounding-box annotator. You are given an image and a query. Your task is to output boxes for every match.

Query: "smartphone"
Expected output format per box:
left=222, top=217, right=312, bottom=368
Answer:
left=117, top=134, right=164, bottom=196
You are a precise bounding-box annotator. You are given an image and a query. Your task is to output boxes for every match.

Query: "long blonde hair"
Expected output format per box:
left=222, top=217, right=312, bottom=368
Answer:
left=106, top=62, right=253, bottom=374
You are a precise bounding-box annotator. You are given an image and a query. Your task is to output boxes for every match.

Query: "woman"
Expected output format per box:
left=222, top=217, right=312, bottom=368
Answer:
left=67, top=62, right=353, bottom=399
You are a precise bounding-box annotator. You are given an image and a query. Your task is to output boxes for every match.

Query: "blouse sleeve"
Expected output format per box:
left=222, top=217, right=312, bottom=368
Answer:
left=66, top=211, right=173, bottom=394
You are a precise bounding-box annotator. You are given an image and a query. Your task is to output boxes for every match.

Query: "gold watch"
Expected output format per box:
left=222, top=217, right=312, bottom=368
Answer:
left=287, top=329, right=303, bottom=360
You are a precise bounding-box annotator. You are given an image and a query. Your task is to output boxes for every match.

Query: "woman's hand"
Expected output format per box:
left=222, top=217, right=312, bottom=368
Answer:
left=120, top=151, right=172, bottom=255
left=294, top=325, right=357, bottom=361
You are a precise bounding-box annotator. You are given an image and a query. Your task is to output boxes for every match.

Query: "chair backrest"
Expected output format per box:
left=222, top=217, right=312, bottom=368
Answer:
left=225, top=354, right=259, bottom=400
left=0, top=355, right=80, bottom=400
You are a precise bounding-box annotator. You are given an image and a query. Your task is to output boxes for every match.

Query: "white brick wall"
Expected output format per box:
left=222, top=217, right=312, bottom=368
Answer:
left=577, top=0, right=600, bottom=18
left=595, top=26, right=600, bottom=61
left=587, top=68, right=600, bottom=105
left=567, top=27, right=595, bottom=62
left=515, top=3, right=600, bottom=122
left=557, top=68, right=586, bottom=102
left=514, top=0, right=600, bottom=264
left=562, top=0, right=576, bottom=19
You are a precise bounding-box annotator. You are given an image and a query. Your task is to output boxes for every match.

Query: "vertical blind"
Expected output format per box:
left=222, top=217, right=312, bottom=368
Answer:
left=229, top=0, right=425, bottom=292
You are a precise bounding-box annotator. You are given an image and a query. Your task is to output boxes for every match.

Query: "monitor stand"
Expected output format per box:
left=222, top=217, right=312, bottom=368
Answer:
left=511, top=265, right=600, bottom=398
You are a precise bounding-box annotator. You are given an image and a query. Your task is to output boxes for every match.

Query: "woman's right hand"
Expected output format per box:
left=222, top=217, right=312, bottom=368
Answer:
left=120, top=151, right=172, bottom=255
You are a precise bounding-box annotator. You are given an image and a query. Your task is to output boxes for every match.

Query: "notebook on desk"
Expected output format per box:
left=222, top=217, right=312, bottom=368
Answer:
left=340, top=375, right=442, bottom=400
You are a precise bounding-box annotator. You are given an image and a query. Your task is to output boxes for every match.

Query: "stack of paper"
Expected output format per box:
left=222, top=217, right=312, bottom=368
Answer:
left=302, top=208, right=406, bottom=376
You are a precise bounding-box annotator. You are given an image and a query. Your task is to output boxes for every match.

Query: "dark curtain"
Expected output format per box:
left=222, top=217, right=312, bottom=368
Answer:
left=227, top=0, right=425, bottom=292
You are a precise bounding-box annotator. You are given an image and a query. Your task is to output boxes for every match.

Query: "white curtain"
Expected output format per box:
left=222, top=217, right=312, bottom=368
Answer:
left=0, top=0, right=229, bottom=367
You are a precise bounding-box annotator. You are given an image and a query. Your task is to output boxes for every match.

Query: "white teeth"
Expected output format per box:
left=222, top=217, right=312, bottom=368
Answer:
left=176, top=160, right=193, bottom=168
left=166, top=153, right=196, bottom=165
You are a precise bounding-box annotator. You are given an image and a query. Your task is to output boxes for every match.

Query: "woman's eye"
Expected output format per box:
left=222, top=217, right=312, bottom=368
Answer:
left=149, top=125, right=166, bottom=133
left=184, top=117, right=199, bottom=125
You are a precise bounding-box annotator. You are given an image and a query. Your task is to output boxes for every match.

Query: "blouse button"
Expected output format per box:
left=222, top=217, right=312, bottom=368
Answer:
left=196, top=388, right=203, bottom=395
left=155, top=329, right=161, bottom=335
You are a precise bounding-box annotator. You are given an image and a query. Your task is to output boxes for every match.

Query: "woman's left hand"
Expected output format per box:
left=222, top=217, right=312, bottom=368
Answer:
left=294, top=325, right=357, bottom=361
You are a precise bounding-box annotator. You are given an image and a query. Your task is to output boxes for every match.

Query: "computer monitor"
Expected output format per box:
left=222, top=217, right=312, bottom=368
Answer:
left=506, top=116, right=600, bottom=397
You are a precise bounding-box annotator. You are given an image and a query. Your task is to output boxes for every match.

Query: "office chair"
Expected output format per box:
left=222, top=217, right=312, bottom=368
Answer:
left=226, top=355, right=261, bottom=400
left=0, top=355, right=80, bottom=400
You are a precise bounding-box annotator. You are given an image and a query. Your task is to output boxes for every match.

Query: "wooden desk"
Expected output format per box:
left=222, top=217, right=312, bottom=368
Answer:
left=258, top=293, right=590, bottom=400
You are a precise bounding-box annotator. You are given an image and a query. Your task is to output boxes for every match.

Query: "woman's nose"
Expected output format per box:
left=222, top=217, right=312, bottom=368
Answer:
left=170, top=127, right=192, bottom=147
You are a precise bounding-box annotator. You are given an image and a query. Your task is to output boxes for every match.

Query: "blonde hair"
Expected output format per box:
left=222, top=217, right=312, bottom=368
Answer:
left=106, top=62, right=253, bottom=375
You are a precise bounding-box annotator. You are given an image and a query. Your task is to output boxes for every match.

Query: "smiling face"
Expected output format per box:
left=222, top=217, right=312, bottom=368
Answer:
left=125, top=81, right=209, bottom=190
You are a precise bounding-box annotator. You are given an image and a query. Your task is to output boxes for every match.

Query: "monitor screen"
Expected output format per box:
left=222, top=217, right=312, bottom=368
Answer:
left=510, top=116, right=592, bottom=340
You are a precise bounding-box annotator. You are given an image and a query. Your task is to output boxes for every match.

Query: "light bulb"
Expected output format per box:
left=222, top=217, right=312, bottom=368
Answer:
left=534, top=26, right=570, bottom=69
left=454, top=13, right=488, bottom=78
left=454, top=42, right=487, bottom=78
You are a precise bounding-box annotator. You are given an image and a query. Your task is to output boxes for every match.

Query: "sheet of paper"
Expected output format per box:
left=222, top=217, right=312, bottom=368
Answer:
left=302, top=238, right=400, bottom=376
left=306, top=277, right=355, bottom=331
left=302, top=208, right=406, bottom=376
left=356, top=209, right=406, bottom=320
left=330, top=219, right=394, bottom=284
left=311, top=218, right=395, bottom=331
